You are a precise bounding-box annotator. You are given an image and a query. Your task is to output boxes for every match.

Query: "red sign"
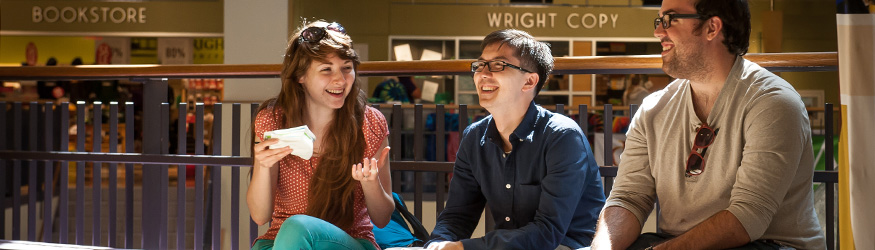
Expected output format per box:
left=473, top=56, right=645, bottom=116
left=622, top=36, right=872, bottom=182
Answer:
left=96, top=43, right=113, bottom=65
left=25, top=42, right=38, bottom=66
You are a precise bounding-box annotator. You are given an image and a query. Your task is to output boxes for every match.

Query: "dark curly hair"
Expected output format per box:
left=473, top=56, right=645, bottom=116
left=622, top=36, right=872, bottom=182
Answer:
left=694, top=0, right=751, bottom=56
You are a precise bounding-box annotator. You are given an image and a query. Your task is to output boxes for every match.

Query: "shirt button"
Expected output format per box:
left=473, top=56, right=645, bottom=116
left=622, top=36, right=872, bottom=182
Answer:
left=505, top=217, right=511, bottom=222
left=519, top=138, right=523, bottom=141
left=505, top=184, right=511, bottom=189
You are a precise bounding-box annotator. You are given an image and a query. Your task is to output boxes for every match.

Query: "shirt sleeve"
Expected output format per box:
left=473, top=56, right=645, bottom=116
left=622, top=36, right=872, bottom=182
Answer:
left=727, top=87, right=809, bottom=240
left=427, top=127, right=486, bottom=246
left=604, top=106, right=657, bottom=227
left=365, top=106, right=390, bottom=140
left=253, top=105, right=275, bottom=142
left=460, top=127, right=595, bottom=250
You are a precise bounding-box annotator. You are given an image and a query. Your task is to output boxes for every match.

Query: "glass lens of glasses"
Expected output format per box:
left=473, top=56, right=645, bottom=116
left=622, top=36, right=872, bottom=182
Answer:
left=488, top=61, right=505, bottom=72
left=302, top=27, right=325, bottom=42
left=471, top=62, right=485, bottom=72
left=659, top=15, right=672, bottom=29
left=687, top=154, right=704, bottom=175
left=694, top=127, right=714, bottom=147
left=326, top=23, right=346, bottom=34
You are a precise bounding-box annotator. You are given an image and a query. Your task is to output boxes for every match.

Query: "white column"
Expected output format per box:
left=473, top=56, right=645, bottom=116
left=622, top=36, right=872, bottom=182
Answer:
left=223, top=1, right=288, bottom=249
left=837, top=13, right=875, bottom=250
left=224, top=0, right=288, bottom=103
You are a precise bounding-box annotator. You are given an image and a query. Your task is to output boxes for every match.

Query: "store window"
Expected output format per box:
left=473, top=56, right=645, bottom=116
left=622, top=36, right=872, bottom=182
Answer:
left=385, top=39, right=456, bottom=105
left=388, top=37, right=662, bottom=108
left=593, top=41, right=666, bottom=106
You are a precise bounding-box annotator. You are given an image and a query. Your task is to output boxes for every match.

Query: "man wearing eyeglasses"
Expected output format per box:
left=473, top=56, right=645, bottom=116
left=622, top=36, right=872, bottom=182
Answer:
left=425, top=29, right=605, bottom=250
left=591, top=0, right=826, bottom=250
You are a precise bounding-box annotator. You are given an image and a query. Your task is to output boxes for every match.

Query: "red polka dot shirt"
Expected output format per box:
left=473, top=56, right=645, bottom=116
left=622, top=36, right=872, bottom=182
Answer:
left=253, top=103, right=389, bottom=249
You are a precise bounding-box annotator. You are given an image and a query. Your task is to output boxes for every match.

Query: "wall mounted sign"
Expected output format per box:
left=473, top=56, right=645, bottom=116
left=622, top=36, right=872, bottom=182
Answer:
left=1, top=0, right=222, bottom=37
left=389, top=4, right=658, bottom=38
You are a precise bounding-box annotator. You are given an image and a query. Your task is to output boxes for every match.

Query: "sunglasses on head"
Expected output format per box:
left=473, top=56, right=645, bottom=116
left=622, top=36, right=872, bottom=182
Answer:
left=686, top=123, right=717, bottom=177
left=300, top=22, right=347, bottom=44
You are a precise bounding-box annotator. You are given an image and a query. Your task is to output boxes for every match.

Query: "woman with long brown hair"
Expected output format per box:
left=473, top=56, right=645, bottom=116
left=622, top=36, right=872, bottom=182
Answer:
left=248, top=20, right=393, bottom=250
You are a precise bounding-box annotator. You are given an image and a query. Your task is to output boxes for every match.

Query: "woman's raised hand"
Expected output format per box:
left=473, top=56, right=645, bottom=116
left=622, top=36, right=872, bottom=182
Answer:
left=253, top=138, right=292, bottom=169
left=352, top=146, right=390, bottom=182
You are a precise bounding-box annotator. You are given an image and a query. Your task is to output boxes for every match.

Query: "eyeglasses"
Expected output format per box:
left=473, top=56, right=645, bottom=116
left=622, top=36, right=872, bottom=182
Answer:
left=654, top=13, right=708, bottom=30
left=300, top=22, right=347, bottom=43
left=471, top=60, right=532, bottom=73
left=686, top=123, right=716, bottom=177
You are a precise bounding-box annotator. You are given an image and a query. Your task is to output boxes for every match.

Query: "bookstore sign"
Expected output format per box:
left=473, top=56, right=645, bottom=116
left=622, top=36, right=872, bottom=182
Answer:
left=1, top=0, right=222, bottom=36
left=31, top=6, right=148, bottom=24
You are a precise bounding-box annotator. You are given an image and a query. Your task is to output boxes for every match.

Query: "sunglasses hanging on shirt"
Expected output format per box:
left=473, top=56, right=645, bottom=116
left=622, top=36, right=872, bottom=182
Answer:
left=686, top=123, right=717, bottom=177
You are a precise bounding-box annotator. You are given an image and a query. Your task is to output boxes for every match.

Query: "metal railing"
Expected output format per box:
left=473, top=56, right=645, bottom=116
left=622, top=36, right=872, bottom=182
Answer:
left=0, top=52, right=840, bottom=250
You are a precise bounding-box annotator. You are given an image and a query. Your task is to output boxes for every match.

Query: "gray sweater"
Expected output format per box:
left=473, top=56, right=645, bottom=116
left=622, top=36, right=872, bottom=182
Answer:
left=605, top=57, right=826, bottom=249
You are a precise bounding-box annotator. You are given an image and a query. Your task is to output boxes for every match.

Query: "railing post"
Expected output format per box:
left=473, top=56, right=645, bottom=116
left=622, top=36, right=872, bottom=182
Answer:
left=12, top=102, right=21, bottom=241
left=578, top=104, right=588, bottom=134
left=603, top=104, right=613, bottom=166
left=92, top=101, right=102, bottom=246
left=159, top=103, right=170, bottom=249
left=391, top=104, right=402, bottom=193
left=630, top=104, right=639, bottom=119
left=232, top=103, right=241, bottom=250
left=459, top=104, right=468, bottom=133
left=124, top=102, right=135, bottom=248
left=0, top=102, right=5, bottom=240
left=435, top=104, right=446, bottom=215
left=60, top=103, right=70, bottom=244
left=75, top=101, right=85, bottom=245
left=414, top=104, right=423, bottom=221
left=177, top=102, right=187, bottom=250
left=212, top=103, right=223, bottom=250
left=28, top=102, right=38, bottom=241
left=109, top=102, right=119, bottom=247
left=43, top=103, right=54, bottom=243
left=141, top=78, right=168, bottom=250
left=824, top=103, right=835, bottom=250
left=250, top=103, right=260, bottom=245
left=194, top=103, right=206, bottom=250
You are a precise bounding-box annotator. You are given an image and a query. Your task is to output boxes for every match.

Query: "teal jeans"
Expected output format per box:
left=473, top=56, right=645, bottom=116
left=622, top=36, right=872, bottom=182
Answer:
left=251, top=215, right=379, bottom=250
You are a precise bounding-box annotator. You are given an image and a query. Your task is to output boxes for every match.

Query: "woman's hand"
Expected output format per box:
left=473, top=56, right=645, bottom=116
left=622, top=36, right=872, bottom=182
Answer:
left=352, top=146, right=390, bottom=183
left=253, top=138, right=292, bottom=169
left=248, top=138, right=289, bottom=225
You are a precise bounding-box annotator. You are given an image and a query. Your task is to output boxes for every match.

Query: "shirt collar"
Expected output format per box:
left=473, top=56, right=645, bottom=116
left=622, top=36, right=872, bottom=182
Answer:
left=685, top=55, right=745, bottom=128
left=481, top=101, right=541, bottom=146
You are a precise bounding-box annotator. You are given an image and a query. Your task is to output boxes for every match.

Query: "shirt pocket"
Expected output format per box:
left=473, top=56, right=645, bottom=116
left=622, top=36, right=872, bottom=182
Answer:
left=516, top=183, right=542, bottom=219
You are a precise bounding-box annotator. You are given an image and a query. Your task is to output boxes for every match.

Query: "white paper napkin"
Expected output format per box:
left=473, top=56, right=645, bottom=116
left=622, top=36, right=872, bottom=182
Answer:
left=263, top=125, right=316, bottom=160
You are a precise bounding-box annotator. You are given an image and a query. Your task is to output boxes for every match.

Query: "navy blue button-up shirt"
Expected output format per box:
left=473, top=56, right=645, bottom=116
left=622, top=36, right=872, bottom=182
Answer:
left=428, top=102, right=605, bottom=250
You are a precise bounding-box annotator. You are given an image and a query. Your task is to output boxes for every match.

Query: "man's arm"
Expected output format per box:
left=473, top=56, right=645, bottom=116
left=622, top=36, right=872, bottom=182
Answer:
left=726, top=90, right=811, bottom=242
left=591, top=206, right=642, bottom=250
left=652, top=210, right=749, bottom=250
left=592, top=104, right=657, bottom=250
left=427, top=134, right=486, bottom=246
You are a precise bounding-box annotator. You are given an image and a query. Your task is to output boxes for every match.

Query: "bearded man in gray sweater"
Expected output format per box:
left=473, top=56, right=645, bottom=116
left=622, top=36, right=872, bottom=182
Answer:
left=591, top=0, right=826, bottom=249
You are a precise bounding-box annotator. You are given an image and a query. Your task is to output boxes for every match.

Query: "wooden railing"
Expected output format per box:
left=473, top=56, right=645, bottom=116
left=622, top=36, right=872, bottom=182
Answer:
left=0, top=52, right=837, bottom=80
